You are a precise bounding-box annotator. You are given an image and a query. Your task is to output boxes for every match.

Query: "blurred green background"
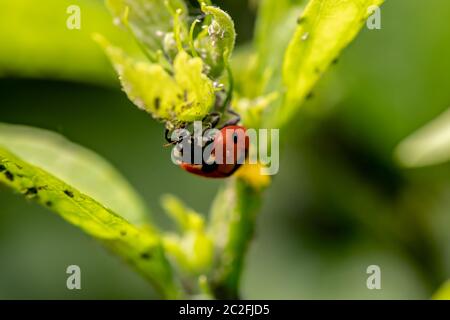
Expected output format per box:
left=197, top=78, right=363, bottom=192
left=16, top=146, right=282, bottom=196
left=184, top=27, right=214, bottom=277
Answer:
left=1, top=0, right=450, bottom=299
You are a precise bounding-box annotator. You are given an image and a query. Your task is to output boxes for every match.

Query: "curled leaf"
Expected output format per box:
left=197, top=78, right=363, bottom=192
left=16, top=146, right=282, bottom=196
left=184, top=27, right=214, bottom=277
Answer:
left=173, top=50, right=216, bottom=122
left=195, top=5, right=236, bottom=78
left=201, top=5, right=235, bottom=63
left=95, top=34, right=215, bottom=124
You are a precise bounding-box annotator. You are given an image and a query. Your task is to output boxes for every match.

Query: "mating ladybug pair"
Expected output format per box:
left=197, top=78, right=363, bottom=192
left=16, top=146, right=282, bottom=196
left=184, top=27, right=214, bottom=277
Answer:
left=165, top=111, right=249, bottom=178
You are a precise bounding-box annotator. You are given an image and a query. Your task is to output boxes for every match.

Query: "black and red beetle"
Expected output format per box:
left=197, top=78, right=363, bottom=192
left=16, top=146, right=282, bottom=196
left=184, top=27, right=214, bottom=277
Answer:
left=166, top=111, right=249, bottom=178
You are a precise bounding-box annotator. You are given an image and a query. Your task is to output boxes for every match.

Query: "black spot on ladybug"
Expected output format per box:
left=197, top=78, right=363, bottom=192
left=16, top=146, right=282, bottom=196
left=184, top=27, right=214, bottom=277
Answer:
left=120, top=230, right=127, bottom=236
left=140, top=252, right=152, bottom=260
left=154, top=97, right=161, bottom=110
left=64, top=190, right=74, bottom=198
left=45, top=201, right=53, bottom=207
left=25, top=187, right=38, bottom=196
left=4, top=171, right=14, bottom=181
left=232, top=132, right=239, bottom=144
left=332, top=57, right=339, bottom=65
left=201, top=162, right=219, bottom=173
left=0, top=164, right=6, bottom=172
left=306, top=91, right=315, bottom=100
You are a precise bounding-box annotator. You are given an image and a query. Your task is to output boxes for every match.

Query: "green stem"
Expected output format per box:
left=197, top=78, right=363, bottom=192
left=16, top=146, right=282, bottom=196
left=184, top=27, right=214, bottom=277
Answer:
left=209, top=179, right=262, bottom=299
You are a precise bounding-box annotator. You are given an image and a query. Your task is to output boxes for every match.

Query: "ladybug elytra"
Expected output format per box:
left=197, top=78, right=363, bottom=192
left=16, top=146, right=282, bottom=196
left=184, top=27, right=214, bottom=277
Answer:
left=174, top=125, right=249, bottom=178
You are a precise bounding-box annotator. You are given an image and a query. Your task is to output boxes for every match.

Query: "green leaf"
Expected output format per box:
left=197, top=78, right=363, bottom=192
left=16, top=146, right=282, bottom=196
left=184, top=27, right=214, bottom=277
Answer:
left=161, top=195, right=214, bottom=275
left=253, top=0, right=305, bottom=93
left=232, top=0, right=304, bottom=129
left=395, top=107, right=450, bottom=168
left=275, top=0, right=384, bottom=127
left=173, top=50, right=217, bottom=121
left=161, top=194, right=205, bottom=232
left=201, top=5, right=236, bottom=64
left=106, top=0, right=188, bottom=57
left=0, top=147, right=180, bottom=299
left=195, top=5, right=236, bottom=78
left=95, top=34, right=215, bottom=124
left=433, top=280, right=450, bottom=300
left=0, top=123, right=149, bottom=225
left=0, top=0, right=136, bottom=85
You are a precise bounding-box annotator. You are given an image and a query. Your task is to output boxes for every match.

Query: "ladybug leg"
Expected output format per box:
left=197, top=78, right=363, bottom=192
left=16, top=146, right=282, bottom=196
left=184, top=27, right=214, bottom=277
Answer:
left=196, top=13, right=206, bottom=22
left=201, top=114, right=221, bottom=146
left=165, top=128, right=173, bottom=143
left=165, top=127, right=189, bottom=145
left=203, top=112, right=221, bottom=129
left=210, top=112, right=221, bottom=128
left=165, top=128, right=178, bottom=144
left=222, top=109, right=241, bottom=127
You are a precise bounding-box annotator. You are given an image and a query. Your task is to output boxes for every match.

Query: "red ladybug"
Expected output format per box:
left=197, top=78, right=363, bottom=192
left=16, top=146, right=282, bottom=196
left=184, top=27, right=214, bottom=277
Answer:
left=178, top=125, right=249, bottom=178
